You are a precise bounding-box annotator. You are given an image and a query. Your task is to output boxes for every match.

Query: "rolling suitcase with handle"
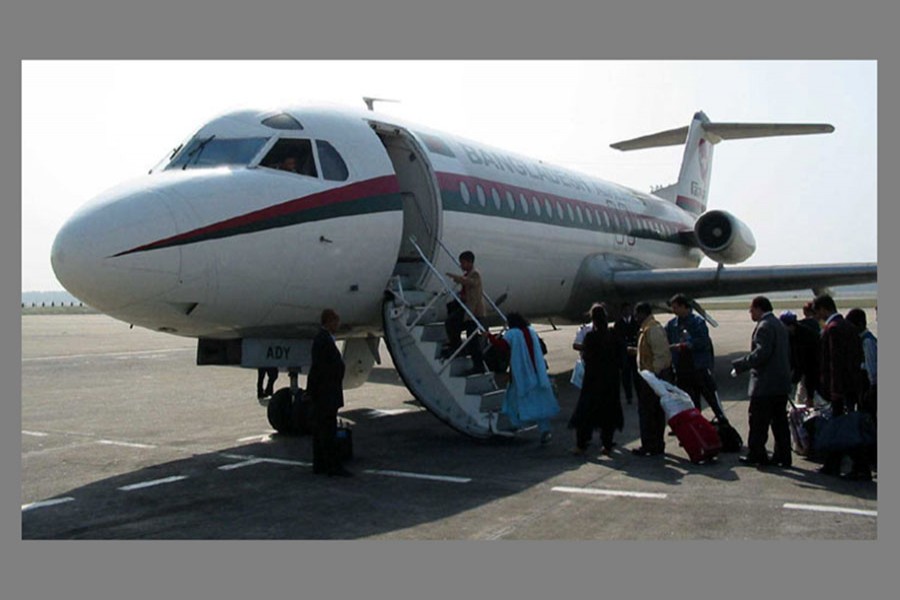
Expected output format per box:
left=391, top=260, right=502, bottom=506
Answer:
left=668, top=408, right=722, bottom=463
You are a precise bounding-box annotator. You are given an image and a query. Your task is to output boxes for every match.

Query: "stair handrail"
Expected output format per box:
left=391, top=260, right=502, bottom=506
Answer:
left=399, top=240, right=483, bottom=374
left=408, top=237, right=487, bottom=335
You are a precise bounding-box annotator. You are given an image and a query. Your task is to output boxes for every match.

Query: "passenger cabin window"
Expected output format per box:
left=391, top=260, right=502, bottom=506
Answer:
left=165, top=136, right=269, bottom=170
left=260, top=139, right=318, bottom=177
left=316, top=140, right=349, bottom=181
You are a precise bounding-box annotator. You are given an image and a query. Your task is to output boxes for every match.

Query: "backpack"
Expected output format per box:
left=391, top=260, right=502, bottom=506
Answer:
left=710, top=417, right=743, bottom=453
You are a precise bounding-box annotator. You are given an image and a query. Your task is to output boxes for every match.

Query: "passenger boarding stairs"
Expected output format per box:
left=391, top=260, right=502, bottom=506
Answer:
left=382, top=238, right=526, bottom=439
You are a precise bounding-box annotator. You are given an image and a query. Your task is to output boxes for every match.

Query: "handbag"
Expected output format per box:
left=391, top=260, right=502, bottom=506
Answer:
left=787, top=398, right=811, bottom=455
left=336, top=419, right=353, bottom=461
left=711, top=417, right=743, bottom=453
left=484, top=343, right=510, bottom=373
left=812, top=411, right=876, bottom=455
left=570, top=359, right=585, bottom=388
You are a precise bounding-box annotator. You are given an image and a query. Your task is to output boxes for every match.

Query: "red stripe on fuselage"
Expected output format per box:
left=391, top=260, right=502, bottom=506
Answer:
left=114, top=175, right=400, bottom=256
left=437, top=171, right=687, bottom=231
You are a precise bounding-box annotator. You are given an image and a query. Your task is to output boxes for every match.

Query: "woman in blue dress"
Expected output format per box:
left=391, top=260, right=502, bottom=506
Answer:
left=488, top=313, right=559, bottom=444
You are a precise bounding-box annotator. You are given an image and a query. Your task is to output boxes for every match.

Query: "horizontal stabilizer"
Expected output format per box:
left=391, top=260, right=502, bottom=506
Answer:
left=611, top=126, right=689, bottom=151
left=611, top=122, right=834, bottom=151
left=704, top=122, right=834, bottom=141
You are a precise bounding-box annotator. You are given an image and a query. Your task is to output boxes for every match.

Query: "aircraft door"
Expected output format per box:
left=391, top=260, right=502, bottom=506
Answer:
left=370, top=122, right=442, bottom=288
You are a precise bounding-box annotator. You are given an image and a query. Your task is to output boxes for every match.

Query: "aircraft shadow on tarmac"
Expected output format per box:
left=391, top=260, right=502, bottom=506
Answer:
left=22, top=355, right=875, bottom=540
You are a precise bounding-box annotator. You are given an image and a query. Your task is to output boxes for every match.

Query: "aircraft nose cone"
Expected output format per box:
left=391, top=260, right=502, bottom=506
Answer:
left=51, top=181, right=181, bottom=313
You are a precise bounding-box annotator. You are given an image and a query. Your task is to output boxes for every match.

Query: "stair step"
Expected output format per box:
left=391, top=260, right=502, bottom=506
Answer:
left=449, top=357, right=474, bottom=377
left=393, top=290, right=433, bottom=308
left=382, top=275, right=507, bottom=440
left=479, top=389, right=506, bottom=413
left=466, top=373, right=497, bottom=395
left=420, top=323, right=448, bottom=343
left=408, top=307, right=441, bottom=326
left=494, top=412, right=517, bottom=432
left=397, top=335, right=419, bottom=350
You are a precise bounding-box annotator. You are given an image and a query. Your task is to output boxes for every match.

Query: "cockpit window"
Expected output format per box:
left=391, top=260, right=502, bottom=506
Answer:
left=260, top=139, right=318, bottom=177
left=164, top=136, right=269, bottom=170
left=316, top=140, right=349, bottom=181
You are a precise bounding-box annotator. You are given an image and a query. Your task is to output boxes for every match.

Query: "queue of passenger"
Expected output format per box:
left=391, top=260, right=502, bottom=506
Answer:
left=251, top=244, right=875, bottom=484
left=560, top=292, right=876, bottom=482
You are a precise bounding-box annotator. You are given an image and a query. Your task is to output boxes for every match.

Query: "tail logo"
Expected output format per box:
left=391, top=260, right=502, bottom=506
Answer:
left=698, top=138, right=710, bottom=185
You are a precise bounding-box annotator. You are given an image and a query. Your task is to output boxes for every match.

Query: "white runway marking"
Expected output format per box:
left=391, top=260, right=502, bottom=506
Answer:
left=783, top=503, right=877, bottom=517
left=22, top=431, right=48, bottom=437
left=363, top=469, right=471, bottom=483
left=367, top=408, right=414, bottom=418
left=219, top=458, right=265, bottom=470
left=219, top=457, right=311, bottom=470
left=118, top=475, right=188, bottom=491
left=552, top=486, right=668, bottom=499
left=237, top=433, right=275, bottom=443
left=22, top=497, right=75, bottom=512
left=23, top=348, right=192, bottom=363
left=481, top=526, right=517, bottom=540
left=97, top=440, right=156, bottom=449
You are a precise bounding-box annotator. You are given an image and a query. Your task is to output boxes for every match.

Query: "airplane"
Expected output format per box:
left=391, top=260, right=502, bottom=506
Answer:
left=50, top=101, right=877, bottom=439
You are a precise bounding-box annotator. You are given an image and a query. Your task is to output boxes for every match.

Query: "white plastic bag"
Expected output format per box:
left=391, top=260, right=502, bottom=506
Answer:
left=570, top=359, right=584, bottom=389
left=640, top=370, right=694, bottom=420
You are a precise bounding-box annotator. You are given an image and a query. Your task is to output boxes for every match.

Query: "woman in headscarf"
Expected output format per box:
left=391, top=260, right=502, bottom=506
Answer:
left=488, top=313, right=559, bottom=444
left=568, top=303, right=623, bottom=456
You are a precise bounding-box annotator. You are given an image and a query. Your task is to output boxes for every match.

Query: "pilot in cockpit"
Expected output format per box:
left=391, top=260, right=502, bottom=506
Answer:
left=275, top=155, right=299, bottom=173
left=264, top=139, right=319, bottom=177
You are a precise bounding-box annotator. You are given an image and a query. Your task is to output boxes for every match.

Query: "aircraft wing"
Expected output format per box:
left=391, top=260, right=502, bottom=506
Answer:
left=566, top=256, right=876, bottom=320
left=609, top=262, right=877, bottom=302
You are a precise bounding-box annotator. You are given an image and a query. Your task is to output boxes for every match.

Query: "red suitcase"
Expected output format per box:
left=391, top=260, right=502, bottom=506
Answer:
left=668, top=408, right=722, bottom=463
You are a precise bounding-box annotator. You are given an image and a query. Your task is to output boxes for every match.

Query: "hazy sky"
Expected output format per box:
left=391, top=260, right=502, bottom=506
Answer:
left=21, top=60, right=877, bottom=291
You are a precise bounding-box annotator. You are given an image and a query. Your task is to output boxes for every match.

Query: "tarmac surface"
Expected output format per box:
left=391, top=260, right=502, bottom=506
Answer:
left=21, top=308, right=878, bottom=539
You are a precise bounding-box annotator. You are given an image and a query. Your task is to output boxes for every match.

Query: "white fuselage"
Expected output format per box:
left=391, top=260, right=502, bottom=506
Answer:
left=51, top=103, right=702, bottom=340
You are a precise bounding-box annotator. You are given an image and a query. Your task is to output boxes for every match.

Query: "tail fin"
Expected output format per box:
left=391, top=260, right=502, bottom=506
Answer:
left=610, top=111, right=834, bottom=216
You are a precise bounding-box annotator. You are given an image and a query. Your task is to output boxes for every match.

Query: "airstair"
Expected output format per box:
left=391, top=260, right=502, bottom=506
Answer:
left=382, top=238, right=526, bottom=439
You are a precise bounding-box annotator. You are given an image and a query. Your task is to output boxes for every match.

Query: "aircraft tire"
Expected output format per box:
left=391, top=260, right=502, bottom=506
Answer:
left=266, top=388, right=295, bottom=434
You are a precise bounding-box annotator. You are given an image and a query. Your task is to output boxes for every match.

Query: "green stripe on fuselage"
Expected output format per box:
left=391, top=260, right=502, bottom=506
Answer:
left=439, top=188, right=679, bottom=244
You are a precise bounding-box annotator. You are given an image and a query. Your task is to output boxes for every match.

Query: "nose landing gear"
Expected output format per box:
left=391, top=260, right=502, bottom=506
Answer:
left=265, top=371, right=312, bottom=435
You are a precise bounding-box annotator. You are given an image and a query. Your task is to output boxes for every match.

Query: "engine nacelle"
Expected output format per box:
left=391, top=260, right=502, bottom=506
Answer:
left=693, top=209, right=756, bottom=264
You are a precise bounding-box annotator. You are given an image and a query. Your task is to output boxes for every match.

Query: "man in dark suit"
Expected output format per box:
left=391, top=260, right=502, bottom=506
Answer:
left=813, top=294, right=870, bottom=480
left=308, top=308, right=351, bottom=477
left=731, top=296, right=793, bottom=467
left=613, top=302, right=640, bottom=405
